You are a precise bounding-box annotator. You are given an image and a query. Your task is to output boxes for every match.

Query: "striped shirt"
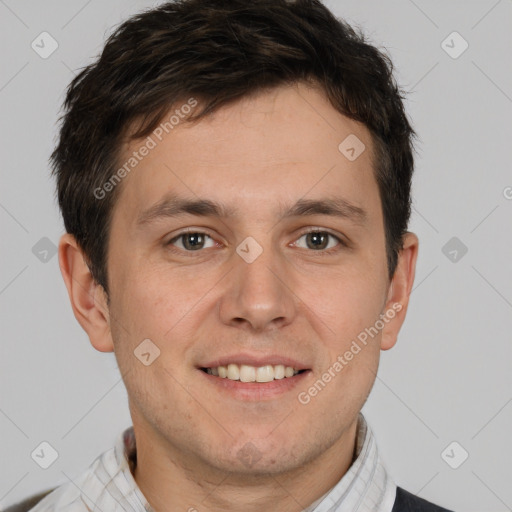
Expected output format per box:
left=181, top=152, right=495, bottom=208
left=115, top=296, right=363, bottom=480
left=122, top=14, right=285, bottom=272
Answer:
left=29, top=414, right=396, bottom=512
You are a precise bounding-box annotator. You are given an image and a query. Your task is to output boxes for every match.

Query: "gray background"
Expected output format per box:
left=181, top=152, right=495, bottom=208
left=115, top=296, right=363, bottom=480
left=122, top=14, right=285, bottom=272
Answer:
left=1, top=1, right=511, bottom=510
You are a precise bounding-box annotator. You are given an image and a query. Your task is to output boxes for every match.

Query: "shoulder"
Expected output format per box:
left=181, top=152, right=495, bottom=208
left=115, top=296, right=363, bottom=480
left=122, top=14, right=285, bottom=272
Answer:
left=3, top=488, right=56, bottom=512
left=4, top=481, right=98, bottom=512
left=392, top=487, right=454, bottom=512
left=4, top=429, right=134, bottom=511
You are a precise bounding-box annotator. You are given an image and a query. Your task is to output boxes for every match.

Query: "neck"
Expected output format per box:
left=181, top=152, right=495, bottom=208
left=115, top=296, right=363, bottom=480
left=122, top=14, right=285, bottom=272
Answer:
left=132, top=419, right=359, bottom=512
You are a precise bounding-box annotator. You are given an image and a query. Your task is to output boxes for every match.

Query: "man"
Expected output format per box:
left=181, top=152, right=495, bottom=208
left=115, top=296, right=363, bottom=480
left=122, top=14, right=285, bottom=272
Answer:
left=8, top=0, right=453, bottom=510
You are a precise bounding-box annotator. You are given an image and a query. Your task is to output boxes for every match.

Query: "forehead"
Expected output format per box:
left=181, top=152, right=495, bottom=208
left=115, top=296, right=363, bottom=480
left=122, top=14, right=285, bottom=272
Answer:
left=112, top=82, right=380, bottom=225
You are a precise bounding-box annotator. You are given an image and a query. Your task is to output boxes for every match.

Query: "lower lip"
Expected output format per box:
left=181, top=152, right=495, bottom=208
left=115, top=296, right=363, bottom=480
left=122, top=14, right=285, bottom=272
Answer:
left=197, top=369, right=311, bottom=401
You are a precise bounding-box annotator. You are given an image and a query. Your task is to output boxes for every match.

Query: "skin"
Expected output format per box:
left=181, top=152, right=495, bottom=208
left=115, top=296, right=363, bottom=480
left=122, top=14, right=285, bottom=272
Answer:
left=59, top=81, right=418, bottom=512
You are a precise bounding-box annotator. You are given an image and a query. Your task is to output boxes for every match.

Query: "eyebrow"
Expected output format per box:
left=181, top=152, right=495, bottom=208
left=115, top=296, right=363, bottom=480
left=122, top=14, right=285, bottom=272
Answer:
left=136, top=194, right=368, bottom=227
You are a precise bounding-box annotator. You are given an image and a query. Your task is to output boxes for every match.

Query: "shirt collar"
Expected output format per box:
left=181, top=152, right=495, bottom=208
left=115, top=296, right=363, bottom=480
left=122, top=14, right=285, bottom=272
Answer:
left=301, top=414, right=396, bottom=512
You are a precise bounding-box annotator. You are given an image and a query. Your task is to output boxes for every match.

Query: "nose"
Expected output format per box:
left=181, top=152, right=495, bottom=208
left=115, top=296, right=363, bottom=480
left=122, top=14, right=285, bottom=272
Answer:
left=218, top=240, right=297, bottom=332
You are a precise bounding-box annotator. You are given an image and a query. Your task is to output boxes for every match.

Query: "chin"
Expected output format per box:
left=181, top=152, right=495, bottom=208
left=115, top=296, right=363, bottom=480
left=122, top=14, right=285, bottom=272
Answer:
left=203, top=436, right=308, bottom=476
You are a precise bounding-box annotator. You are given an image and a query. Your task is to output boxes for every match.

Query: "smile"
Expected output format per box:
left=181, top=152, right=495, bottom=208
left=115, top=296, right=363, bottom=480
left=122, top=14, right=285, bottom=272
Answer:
left=201, top=363, right=306, bottom=382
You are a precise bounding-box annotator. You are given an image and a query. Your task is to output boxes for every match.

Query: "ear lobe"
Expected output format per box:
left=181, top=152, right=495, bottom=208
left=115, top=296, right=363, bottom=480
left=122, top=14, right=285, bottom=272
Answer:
left=380, top=232, right=419, bottom=351
left=58, top=233, right=114, bottom=353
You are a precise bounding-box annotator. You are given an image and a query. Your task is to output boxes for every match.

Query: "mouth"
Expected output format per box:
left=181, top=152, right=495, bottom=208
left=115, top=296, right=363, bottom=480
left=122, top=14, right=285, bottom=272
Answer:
left=196, top=355, right=312, bottom=400
left=198, top=364, right=311, bottom=401
left=200, top=364, right=308, bottom=383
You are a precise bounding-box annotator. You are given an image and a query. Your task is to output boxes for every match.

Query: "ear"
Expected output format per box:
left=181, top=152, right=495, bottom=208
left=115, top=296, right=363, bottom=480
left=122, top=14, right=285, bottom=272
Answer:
left=58, top=233, right=114, bottom=352
left=380, top=232, right=419, bottom=351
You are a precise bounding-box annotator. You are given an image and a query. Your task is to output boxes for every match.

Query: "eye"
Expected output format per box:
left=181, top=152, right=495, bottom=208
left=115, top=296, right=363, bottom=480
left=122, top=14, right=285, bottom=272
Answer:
left=293, top=230, right=344, bottom=252
left=167, top=232, right=216, bottom=251
left=165, top=229, right=346, bottom=255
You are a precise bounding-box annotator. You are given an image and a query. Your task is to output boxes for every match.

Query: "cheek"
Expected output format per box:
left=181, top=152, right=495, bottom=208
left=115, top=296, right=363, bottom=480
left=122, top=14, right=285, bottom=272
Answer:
left=110, top=264, right=214, bottom=370
left=310, top=268, right=386, bottom=338
left=303, top=268, right=386, bottom=392
left=112, top=260, right=186, bottom=325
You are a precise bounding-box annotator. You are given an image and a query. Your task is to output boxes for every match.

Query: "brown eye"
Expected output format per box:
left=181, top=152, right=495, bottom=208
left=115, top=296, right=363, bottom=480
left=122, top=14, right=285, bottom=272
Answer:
left=294, top=231, right=344, bottom=252
left=168, top=232, right=215, bottom=251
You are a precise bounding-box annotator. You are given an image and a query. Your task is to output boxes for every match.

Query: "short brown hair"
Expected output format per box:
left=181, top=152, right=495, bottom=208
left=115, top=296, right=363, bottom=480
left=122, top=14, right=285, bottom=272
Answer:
left=51, top=0, right=416, bottom=294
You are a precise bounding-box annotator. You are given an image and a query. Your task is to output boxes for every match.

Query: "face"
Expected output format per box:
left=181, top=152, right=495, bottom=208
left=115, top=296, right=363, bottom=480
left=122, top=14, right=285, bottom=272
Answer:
left=76, top=82, right=415, bottom=477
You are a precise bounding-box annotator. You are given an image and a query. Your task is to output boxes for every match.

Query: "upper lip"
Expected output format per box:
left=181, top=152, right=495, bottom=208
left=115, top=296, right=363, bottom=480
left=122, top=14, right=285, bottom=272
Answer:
left=199, top=353, right=310, bottom=370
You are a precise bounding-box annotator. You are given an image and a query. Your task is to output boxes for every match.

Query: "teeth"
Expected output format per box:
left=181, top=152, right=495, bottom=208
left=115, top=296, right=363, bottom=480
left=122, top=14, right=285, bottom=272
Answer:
left=205, top=363, right=301, bottom=382
left=284, top=366, right=295, bottom=378
left=227, top=363, right=240, bottom=380
left=239, top=364, right=256, bottom=382
left=255, top=365, right=274, bottom=382
left=273, top=364, right=285, bottom=380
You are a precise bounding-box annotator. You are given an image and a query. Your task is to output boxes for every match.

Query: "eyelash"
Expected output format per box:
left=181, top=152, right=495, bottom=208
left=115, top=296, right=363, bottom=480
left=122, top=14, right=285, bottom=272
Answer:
left=165, top=228, right=347, bottom=256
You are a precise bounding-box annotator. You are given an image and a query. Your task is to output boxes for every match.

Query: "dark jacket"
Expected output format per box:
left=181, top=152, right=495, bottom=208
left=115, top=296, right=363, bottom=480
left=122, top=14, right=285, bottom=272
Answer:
left=5, top=486, right=453, bottom=512
left=392, top=488, right=453, bottom=511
